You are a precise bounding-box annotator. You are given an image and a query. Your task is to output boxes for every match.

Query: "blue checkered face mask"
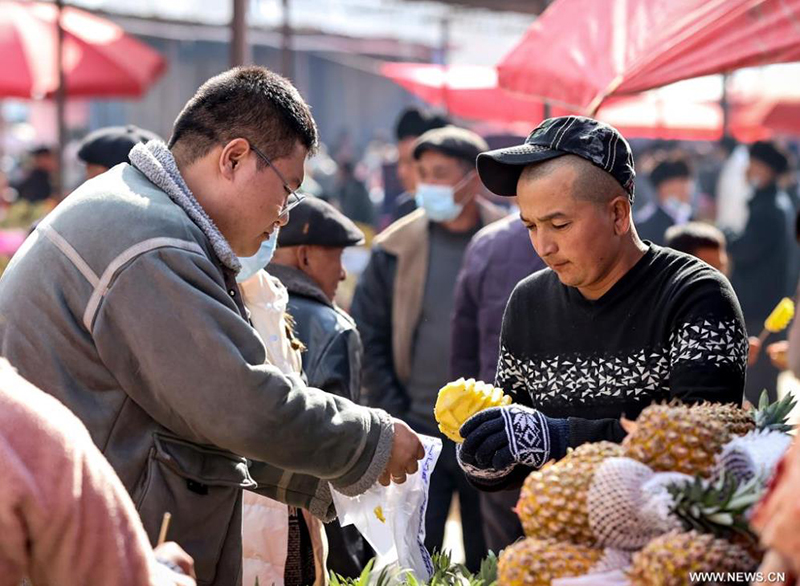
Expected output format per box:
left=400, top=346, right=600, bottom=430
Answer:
left=415, top=172, right=475, bottom=222
left=236, top=228, right=279, bottom=283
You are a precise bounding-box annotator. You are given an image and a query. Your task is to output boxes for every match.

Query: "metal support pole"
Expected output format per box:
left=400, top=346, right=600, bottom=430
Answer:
left=231, top=0, right=249, bottom=67
left=440, top=15, right=450, bottom=115
left=55, top=0, right=66, bottom=199
left=281, top=0, right=293, bottom=79
left=721, top=72, right=731, bottom=139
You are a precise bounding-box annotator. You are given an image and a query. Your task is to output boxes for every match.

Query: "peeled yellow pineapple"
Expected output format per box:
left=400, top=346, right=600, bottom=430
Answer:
left=434, top=377, right=512, bottom=442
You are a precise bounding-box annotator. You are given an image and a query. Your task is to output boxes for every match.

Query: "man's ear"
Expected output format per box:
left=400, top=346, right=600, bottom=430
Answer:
left=295, top=244, right=310, bottom=268
left=219, top=138, right=251, bottom=180
left=611, top=196, right=633, bottom=236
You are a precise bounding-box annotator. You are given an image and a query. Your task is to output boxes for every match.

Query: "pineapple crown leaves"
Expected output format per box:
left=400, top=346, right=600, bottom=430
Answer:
left=666, top=471, right=764, bottom=543
left=472, top=550, right=498, bottom=586
left=752, top=390, right=797, bottom=433
left=329, top=558, right=392, bottom=586
left=331, top=551, right=498, bottom=586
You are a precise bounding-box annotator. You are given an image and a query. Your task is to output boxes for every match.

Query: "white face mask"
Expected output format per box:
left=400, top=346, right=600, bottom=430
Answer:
left=415, top=172, right=475, bottom=223
left=236, top=228, right=279, bottom=283
left=662, top=196, right=693, bottom=222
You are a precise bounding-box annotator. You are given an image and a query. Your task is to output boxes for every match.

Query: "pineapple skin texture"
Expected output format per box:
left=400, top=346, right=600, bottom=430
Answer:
left=516, top=442, right=624, bottom=546
left=629, top=530, right=757, bottom=586
left=434, top=377, right=511, bottom=443
left=623, top=404, right=731, bottom=477
left=694, top=402, right=755, bottom=436
left=498, top=538, right=602, bottom=586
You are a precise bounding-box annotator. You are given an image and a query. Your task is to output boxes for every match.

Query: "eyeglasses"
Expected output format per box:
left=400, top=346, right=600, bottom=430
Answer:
left=250, top=144, right=306, bottom=219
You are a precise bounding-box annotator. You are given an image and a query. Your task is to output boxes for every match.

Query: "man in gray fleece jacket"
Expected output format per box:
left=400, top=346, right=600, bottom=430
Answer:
left=0, top=66, right=423, bottom=586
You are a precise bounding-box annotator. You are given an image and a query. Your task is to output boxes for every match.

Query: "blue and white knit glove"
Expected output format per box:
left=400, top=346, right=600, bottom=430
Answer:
left=456, top=405, right=569, bottom=481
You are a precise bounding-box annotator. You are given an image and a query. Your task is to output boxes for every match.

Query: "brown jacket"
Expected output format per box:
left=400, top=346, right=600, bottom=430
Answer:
left=351, top=200, right=507, bottom=417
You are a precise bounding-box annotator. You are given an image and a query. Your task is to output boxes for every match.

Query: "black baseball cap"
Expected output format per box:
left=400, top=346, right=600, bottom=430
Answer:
left=477, top=116, right=636, bottom=201
left=749, top=140, right=791, bottom=175
left=278, top=196, right=365, bottom=248
left=413, top=125, right=489, bottom=166
left=78, top=125, right=161, bottom=169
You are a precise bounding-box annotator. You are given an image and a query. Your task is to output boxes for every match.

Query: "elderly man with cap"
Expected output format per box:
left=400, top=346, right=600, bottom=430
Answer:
left=268, top=198, right=373, bottom=578
left=77, top=125, right=161, bottom=181
left=728, top=140, right=797, bottom=403
left=455, top=116, right=747, bottom=491
left=351, top=125, right=506, bottom=570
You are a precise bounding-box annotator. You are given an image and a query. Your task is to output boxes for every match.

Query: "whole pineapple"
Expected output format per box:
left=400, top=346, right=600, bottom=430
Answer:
left=517, top=442, right=623, bottom=545
left=498, top=538, right=602, bottom=586
left=699, top=390, right=797, bottom=437
left=628, top=530, right=757, bottom=586
left=434, top=377, right=511, bottom=442
left=694, top=401, right=755, bottom=436
left=623, top=403, right=731, bottom=476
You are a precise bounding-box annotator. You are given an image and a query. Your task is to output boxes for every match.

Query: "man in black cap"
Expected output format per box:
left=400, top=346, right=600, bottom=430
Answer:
left=456, top=116, right=747, bottom=491
left=728, top=140, right=797, bottom=403
left=351, top=125, right=506, bottom=570
left=388, top=108, right=450, bottom=222
left=12, top=146, right=56, bottom=202
left=77, top=125, right=161, bottom=180
left=635, top=153, right=695, bottom=246
left=268, top=196, right=372, bottom=578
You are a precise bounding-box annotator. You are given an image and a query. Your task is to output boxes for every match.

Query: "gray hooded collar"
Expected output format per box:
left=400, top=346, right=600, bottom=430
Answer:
left=267, top=263, right=332, bottom=308
left=129, top=141, right=241, bottom=272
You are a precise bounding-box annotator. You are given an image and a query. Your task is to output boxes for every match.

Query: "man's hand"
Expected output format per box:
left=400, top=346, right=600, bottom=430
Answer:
left=154, top=541, right=196, bottom=585
left=456, top=406, right=568, bottom=480
left=748, top=336, right=762, bottom=366
left=379, top=419, right=425, bottom=486
left=767, top=340, right=790, bottom=371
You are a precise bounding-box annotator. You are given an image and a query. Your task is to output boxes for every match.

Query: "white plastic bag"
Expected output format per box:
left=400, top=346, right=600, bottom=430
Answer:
left=331, top=435, right=442, bottom=584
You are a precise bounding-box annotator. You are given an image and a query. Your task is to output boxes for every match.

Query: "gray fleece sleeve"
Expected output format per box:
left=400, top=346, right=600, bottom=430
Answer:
left=91, top=246, right=393, bottom=492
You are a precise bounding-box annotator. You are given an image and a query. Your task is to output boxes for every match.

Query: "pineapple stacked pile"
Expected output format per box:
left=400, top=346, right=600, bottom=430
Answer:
left=498, top=392, right=797, bottom=586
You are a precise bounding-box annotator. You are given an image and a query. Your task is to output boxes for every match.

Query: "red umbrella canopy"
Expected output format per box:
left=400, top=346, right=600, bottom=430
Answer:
left=498, top=0, right=800, bottom=113
left=380, top=62, right=782, bottom=140
left=0, top=0, right=166, bottom=98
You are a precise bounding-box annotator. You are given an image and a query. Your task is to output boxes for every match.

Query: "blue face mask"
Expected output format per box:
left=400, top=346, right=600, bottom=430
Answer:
left=415, top=172, right=475, bottom=223
left=236, top=229, right=279, bottom=283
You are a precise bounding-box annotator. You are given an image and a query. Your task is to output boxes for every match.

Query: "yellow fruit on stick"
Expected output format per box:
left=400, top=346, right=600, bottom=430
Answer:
left=434, top=377, right=511, bottom=443
left=764, top=297, right=795, bottom=333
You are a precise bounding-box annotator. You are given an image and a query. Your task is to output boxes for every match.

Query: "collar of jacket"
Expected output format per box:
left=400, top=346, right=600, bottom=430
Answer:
left=373, top=198, right=508, bottom=383
left=751, top=182, right=779, bottom=203
left=129, top=141, right=241, bottom=272
left=267, top=263, right=333, bottom=308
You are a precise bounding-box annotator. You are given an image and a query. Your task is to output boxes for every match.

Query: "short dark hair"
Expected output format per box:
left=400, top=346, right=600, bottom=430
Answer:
left=519, top=154, right=628, bottom=205
left=169, top=66, right=318, bottom=168
left=665, top=222, right=726, bottom=255
left=394, top=108, right=450, bottom=141
left=650, top=154, right=692, bottom=188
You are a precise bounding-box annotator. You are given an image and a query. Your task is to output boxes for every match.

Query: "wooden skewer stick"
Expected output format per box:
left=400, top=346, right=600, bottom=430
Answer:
left=157, top=512, right=172, bottom=546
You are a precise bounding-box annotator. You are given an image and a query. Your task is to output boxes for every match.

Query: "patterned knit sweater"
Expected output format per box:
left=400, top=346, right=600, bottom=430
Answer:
left=496, top=244, right=747, bottom=466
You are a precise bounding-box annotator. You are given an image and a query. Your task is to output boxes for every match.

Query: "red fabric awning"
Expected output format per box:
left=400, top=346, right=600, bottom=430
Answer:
left=497, top=0, right=800, bottom=113
left=0, top=1, right=166, bottom=98
left=381, top=62, right=782, bottom=140
left=380, top=62, right=547, bottom=124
